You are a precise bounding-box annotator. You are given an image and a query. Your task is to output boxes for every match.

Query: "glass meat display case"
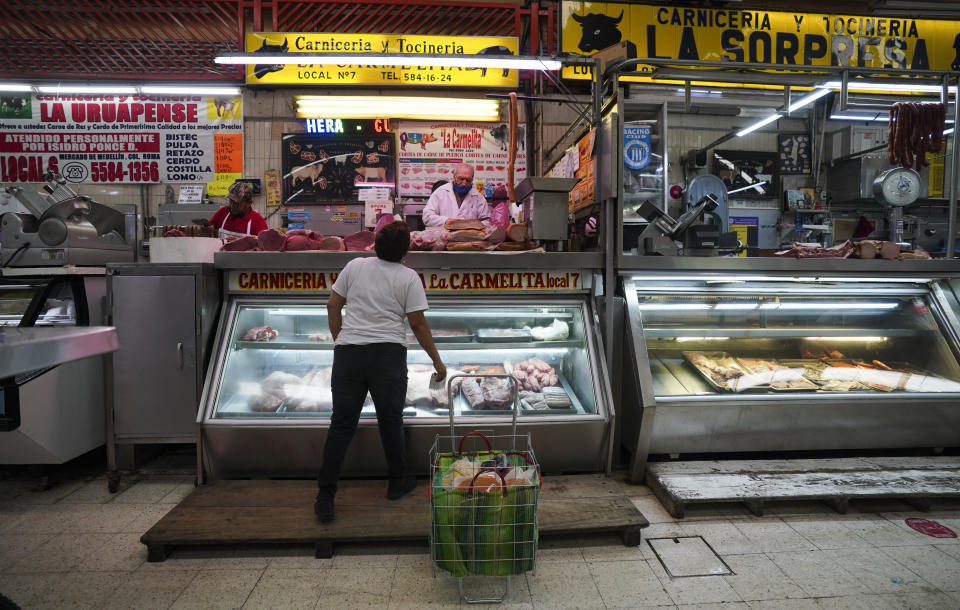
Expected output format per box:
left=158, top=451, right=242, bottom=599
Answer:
left=618, top=264, right=960, bottom=481
left=200, top=296, right=611, bottom=480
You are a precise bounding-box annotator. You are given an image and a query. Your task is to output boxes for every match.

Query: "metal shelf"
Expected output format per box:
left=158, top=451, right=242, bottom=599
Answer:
left=643, top=328, right=928, bottom=338
left=233, top=340, right=584, bottom=351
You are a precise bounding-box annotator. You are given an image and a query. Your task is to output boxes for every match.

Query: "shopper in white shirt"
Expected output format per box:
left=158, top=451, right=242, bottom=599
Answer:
left=315, top=221, right=446, bottom=522
left=422, top=163, right=491, bottom=226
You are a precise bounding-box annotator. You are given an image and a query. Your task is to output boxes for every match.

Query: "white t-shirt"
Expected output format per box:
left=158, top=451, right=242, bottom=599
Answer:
left=331, top=257, right=429, bottom=345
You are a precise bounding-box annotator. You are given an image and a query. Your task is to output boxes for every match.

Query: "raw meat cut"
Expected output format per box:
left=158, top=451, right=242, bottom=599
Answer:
left=774, top=241, right=855, bottom=259
left=374, top=213, right=394, bottom=234
left=898, top=247, right=931, bottom=260
left=447, top=229, right=487, bottom=242
left=343, top=230, right=376, bottom=251
left=257, top=228, right=285, bottom=251
left=317, top=236, right=345, bottom=251
left=446, top=241, right=491, bottom=251
left=242, top=326, right=279, bottom=342
left=506, top=223, right=528, bottom=241
left=484, top=226, right=506, bottom=244
left=162, top=228, right=186, bottom=237
left=282, top=235, right=316, bottom=251
left=260, top=371, right=301, bottom=398
left=286, top=229, right=321, bottom=240
left=406, top=364, right=436, bottom=407
left=250, top=393, right=282, bottom=412
left=461, top=378, right=486, bottom=409
left=480, top=377, right=513, bottom=409
left=495, top=240, right=536, bottom=251
left=285, top=367, right=334, bottom=411
left=507, top=358, right=559, bottom=392
left=221, top=235, right=259, bottom=251
left=410, top=227, right=446, bottom=251
left=444, top=219, right=485, bottom=231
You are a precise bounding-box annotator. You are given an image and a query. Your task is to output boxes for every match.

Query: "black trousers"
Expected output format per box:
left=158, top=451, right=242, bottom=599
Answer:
left=317, top=342, right=408, bottom=492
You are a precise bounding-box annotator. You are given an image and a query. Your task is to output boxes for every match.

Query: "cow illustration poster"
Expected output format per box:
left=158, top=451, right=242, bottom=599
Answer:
left=0, top=94, right=242, bottom=185
left=281, top=133, right=395, bottom=204
left=561, top=1, right=960, bottom=82
left=396, top=121, right=527, bottom=199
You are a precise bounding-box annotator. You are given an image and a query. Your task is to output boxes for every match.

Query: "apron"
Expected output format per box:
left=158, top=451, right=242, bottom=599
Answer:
left=218, top=217, right=253, bottom=239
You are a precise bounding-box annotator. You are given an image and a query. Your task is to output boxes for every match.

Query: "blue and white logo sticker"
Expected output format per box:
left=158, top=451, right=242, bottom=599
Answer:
left=623, top=126, right=651, bottom=170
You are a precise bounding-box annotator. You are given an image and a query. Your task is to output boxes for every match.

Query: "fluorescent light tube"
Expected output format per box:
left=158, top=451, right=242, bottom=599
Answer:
left=0, top=83, right=33, bottom=92
left=714, top=303, right=759, bottom=310
left=822, top=80, right=956, bottom=93
left=141, top=86, right=240, bottom=95
left=946, top=127, right=955, bottom=135
left=830, top=114, right=890, bottom=122
left=736, top=113, right=781, bottom=137
left=776, top=302, right=898, bottom=310
left=216, top=53, right=561, bottom=71
left=788, top=88, right=831, bottom=112
left=36, top=85, right=137, bottom=94
left=637, top=304, right=712, bottom=310
left=805, top=336, right=887, bottom=342
left=296, top=95, right=500, bottom=120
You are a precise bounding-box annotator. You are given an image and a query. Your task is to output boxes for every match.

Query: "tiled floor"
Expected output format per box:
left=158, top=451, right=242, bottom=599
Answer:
left=2, top=452, right=959, bottom=609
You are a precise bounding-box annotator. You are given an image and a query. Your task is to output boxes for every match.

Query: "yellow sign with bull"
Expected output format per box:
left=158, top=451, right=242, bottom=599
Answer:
left=561, top=1, right=960, bottom=84
left=245, top=33, right=519, bottom=87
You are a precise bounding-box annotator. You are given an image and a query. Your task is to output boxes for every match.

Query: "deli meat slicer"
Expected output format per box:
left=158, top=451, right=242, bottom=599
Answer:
left=1, top=176, right=135, bottom=266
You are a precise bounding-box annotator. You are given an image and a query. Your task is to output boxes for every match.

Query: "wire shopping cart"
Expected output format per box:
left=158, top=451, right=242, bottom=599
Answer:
left=429, top=373, right=540, bottom=604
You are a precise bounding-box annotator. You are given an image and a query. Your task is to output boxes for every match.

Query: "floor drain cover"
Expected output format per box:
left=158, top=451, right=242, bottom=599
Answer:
left=647, top=536, right=733, bottom=578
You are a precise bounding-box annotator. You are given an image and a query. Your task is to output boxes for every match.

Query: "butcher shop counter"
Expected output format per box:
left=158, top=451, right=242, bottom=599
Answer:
left=197, top=251, right=611, bottom=481
left=616, top=256, right=960, bottom=482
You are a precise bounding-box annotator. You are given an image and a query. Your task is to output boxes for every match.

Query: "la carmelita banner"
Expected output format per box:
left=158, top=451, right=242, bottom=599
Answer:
left=561, top=1, right=960, bottom=82
left=0, top=94, right=242, bottom=186
left=245, top=33, right=519, bottom=87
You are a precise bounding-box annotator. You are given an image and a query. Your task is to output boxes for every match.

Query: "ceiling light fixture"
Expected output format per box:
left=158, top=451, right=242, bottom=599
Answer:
left=36, top=85, right=138, bottom=94
left=295, top=95, right=500, bottom=121
left=216, top=53, right=561, bottom=71
left=788, top=87, right=831, bottom=112
left=0, top=83, right=33, bottom=92
left=141, top=86, right=241, bottom=95
left=822, top=80, right=956, bottom=93
left=736, top=113, right=781, bottom=137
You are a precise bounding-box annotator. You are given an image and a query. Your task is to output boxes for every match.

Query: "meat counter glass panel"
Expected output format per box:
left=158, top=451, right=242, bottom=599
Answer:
left=634, top=285, right=960, bottom=396
left=212, top=303, right=599, bottom=419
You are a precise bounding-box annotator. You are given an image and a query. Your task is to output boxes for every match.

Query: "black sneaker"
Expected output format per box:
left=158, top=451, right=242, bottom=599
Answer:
left=387, top=475, right=417, bottom=500
left=314, top=489, right=335, bottom=522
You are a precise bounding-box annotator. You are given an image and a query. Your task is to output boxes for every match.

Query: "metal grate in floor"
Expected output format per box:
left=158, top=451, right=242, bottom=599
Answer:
left=647, top=536, right=733, bottom=578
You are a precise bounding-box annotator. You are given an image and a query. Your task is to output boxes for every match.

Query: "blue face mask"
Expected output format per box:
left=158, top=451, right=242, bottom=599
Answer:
left=453, top=182, right=472, bottom=195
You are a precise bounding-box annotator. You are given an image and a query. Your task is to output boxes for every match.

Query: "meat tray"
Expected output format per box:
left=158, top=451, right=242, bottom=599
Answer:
left=822, top=360, right=911, bottom=391
left=682, top=351, right=752, bottom=392
left=477, top=328, right=533, bottom=342
left=776, top=359, right=871, bottom=392
left=450, top=374, right=582, bottom=415
left=734, top=358, right=819, bottom=392
left=407, top=332, right=476, bottom=344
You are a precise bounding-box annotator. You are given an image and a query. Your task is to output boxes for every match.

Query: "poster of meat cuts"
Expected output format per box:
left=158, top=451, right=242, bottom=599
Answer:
left=0, top=94, right=242, bottom=190
left=282, top=133, right=395, bottom=204
left=396, top=121, right=527, bottom=199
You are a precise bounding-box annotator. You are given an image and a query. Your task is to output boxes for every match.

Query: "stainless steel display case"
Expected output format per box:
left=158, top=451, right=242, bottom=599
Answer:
left=0, top=267, right=109, bottom=464
left=198, top=252, right=613, bottom=481
left=619, top=257, right=960, bottom=482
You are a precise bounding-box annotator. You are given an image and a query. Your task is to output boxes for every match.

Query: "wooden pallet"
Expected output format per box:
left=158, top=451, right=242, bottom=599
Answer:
left=141, top=474, right=648, bottom=561
left=646, top=457, right=960, bottom=519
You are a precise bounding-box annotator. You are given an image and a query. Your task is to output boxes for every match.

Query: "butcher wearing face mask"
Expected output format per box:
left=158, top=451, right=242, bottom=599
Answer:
left=209, top=182, right=268, bottom=238
left=315, top=221, right=447, bottom=522
left=421, top=163, right=491, bottom=227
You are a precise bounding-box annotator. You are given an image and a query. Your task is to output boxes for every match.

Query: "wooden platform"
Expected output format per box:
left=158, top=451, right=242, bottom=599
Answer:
left=647, top=457, right=960, bottom=519
left=141, top=474, right=649, bottom=561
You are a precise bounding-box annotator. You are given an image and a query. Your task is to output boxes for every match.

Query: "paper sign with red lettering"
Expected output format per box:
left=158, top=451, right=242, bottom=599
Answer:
left=227, top=269, right=590, bottom=294
left=396, top=121, right=527, bottom=199
left=0, top=94, right=242, bottom=184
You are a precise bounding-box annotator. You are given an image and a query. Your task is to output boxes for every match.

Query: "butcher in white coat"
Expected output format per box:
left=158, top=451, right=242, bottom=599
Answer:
left=422, top=163, right=491, bottom=227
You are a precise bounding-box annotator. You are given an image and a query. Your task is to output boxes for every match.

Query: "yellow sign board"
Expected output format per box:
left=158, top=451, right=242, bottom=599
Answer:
left=245, top=33, right=519, bottom=87
left=561, top=1, right=960, bottom=83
